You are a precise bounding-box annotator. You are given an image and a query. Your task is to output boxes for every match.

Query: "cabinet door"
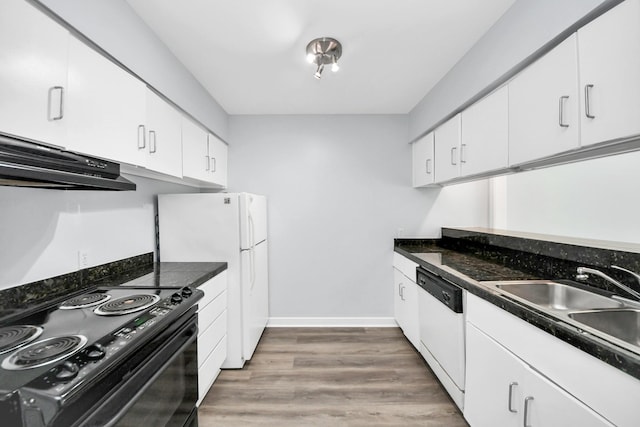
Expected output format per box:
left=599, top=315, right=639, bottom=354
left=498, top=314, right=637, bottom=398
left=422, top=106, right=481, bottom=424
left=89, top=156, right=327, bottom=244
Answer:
left=66, top=37, right=146, bottom=164
left=509, top=34, right=579, bottom=165
left=465, top=324, right=613, bottom=427
left=578, top=0, right=640, bottom=146
left=461, top=86, right=509, bottom=176
left=145, top=89, right=183, bottom=177
left=393, top=268, right=407, bottom=333
left=208, top=133, right=228, bottom=187
left=0, top=0, right=68, bottom=147
left=434, top=114, right=461, bottom=183
left=402, top=280, right=420, bottom=350
left=182, top=116, right=209, bottom=182
left=523, top=363, right=613, bottom=427
left=412, top=132, right=435, bottom=187
left=465, top=324, right=523, bottom=427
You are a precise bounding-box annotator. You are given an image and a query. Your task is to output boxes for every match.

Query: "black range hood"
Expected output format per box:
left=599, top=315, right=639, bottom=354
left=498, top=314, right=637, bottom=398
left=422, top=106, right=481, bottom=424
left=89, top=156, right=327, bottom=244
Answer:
left=0, top=134, right=136, bottom=191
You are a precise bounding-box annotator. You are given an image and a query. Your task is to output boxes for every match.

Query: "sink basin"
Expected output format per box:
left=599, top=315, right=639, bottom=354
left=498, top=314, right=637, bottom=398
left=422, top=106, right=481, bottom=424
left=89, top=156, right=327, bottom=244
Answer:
left=495, top=281, right=624, bottom=310
left=569, top=309, right=640, bottom=348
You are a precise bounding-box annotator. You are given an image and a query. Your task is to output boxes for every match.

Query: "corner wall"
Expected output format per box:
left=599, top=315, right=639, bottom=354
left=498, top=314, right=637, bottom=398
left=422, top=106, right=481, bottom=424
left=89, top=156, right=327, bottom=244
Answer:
left=228, top=115, right=489, bottom=322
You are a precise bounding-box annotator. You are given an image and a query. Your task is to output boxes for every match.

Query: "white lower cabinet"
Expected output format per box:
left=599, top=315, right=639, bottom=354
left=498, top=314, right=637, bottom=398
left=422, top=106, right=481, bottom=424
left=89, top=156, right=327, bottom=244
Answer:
left=465, top=323, right=613, bottom=427
left=197, top=271, right=228, bottom=406
left=392, top=253, right=419, bottom=350
left=466, top=292, right=639, bottom=427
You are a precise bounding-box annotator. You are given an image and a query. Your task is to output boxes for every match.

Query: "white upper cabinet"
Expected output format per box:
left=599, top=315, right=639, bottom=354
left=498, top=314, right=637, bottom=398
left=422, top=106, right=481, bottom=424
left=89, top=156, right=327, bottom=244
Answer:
left=578, top=0, right=640, bottom=147
left=460, top=85, right=509, bottom=176
left=508, top=34, right=580, bottom=166
left=181, top=116, right=210, bottom=182
left=182, top=117, right=228, bottom=187
left=66, top=37, right=146, bottom=165
left=0, top=0, right=68, bottom=147
left=207, top=133, right=228, bottom=188
left=434, top=114, right=462, bottom=183
left=145, top=89, right=183, bottom=178
left=412, top=132, right=434, bottom=187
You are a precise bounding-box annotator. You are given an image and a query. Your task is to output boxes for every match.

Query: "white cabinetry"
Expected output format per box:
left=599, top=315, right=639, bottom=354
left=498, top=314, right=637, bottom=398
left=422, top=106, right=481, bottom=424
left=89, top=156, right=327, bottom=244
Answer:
left=412, top=132, right=434, bottom=187
left=182, top=116, right=209, bottom=182
left=0, top=0, right=68, bottom=147
left=509, top=34, right=580, bottom=165
left=465, top=323, right=612, bottom=427
left=434, top=114, right=461, bottom=183
left=66, top=37, right=146, bottom=165
left=578, top=0, right=640, bottom=147
left=182, top=117, right=228, bottom=187
left=466, top=292, right=640, bottom=427
left=392, top=253, right=419, bottom=349
left=144, top=89, right=183, bottom=178
left=460, top=86, right=509, bottom=176
left=197, top=271, right=228, bottom=406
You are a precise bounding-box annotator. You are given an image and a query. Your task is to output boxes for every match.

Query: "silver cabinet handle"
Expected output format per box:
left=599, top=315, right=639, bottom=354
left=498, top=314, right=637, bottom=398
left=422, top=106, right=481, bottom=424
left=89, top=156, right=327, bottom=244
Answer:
left=450, top=147, right=458, bottom=165
left=137, top=125, right=146, bottom=149
left=399, top=284, right=405, bottom=301
left=211, top=157, right=216, bottom=173
left=523, top=396, right=534, bottom=427
left=585, top=84, right=595, bottom=119
left=508, top=382, right=518, bottom=413
left=48, top=86, right=64, bottom=121
left=149, top=130, right=157, bottom=153
left=558, top=96, right=569, bottom=128
left=426, top=158, right=432, bottom=174
left=460, top=144, right=467, bottom=163
left=205, top=155, right=210, bottom=171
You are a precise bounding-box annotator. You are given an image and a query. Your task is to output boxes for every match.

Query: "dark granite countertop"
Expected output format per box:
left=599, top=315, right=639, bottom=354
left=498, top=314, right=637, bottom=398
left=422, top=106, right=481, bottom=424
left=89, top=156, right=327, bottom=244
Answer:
left=395, top=228, right=640, bottom=381
left=0, top=254, right=227, bottom=324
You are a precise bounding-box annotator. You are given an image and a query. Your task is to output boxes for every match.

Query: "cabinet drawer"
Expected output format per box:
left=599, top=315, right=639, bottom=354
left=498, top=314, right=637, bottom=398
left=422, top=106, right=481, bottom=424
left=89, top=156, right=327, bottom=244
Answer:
left=199, top=290, right=226, bottom=333
left=198, top=334, right=227, bottom=405
left=198, top=308, right=227, bottom=368
left=198, top=271, right=227, bottom=310
left=467, top=292, right=640, bottom=427
left=393, top=252, right=418, bottom=280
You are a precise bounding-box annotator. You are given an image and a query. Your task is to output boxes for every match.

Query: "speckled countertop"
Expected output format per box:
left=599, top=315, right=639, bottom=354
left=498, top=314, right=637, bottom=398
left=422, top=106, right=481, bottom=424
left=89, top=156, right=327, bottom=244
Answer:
left=395, top=228, right=640, bottom=381
left=0, top=253, right=227, bottom=323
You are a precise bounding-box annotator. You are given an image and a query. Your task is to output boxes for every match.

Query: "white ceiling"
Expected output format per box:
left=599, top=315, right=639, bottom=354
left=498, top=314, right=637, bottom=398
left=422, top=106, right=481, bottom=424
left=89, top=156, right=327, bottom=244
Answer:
left=125, top=0, right=516, bottom=115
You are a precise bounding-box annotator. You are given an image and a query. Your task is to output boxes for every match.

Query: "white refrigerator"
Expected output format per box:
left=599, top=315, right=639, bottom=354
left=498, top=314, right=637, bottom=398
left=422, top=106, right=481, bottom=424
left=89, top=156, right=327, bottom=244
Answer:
left=158, top=193, right=269, bottom=368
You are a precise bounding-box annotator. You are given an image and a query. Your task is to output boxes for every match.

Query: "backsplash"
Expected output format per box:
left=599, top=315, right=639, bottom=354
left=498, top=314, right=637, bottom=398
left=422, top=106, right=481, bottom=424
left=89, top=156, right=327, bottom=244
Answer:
left=0, top=253, right=153, bottom=322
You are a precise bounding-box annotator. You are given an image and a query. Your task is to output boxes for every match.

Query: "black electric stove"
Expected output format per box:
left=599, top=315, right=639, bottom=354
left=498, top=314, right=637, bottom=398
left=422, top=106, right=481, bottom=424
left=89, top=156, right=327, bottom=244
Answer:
left=0, top=285, right=202, bottom=427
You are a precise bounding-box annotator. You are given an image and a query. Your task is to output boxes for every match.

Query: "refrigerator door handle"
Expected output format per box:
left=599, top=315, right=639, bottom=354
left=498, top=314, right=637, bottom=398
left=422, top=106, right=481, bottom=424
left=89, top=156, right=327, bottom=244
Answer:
left=250, top=247, right=256, bottom=290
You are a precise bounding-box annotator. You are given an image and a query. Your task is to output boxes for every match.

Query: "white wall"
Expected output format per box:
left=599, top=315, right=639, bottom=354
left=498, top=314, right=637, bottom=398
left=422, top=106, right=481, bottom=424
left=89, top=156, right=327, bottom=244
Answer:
left=409, top=0, right=608, bottom=140
left=491, top=151, right=640, bottom=245
left=229, top=115, right=488, bottom=321
left=35, top=0, right=229, bottom=140
left=0, top=175, right=197, bottom=290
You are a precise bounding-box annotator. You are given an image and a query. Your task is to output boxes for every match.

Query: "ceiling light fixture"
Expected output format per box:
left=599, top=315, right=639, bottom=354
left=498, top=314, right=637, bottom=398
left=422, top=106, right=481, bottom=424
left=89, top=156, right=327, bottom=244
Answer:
left=305, top=37, right=342, bottom=80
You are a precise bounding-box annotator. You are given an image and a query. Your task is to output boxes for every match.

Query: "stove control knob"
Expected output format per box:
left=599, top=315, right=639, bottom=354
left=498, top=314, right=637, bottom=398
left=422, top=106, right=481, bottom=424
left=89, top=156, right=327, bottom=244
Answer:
left=171, top=293, right=183, bottom=304
left=181, top=287, right=193, bottom=298
left=85, top=343, right=106, bottom=361
left=54, top=361, right=79, bottom=382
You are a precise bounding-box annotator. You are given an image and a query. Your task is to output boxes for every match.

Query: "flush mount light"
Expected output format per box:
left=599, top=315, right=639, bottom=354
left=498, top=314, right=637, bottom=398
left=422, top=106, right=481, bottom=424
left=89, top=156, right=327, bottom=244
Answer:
left=305, top=37, right=342, bottom=79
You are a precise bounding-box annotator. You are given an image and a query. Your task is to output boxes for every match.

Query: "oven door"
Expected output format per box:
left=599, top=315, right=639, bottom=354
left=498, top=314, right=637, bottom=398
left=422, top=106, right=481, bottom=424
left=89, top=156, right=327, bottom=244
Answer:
left=76, top=314, right=199, bottom=427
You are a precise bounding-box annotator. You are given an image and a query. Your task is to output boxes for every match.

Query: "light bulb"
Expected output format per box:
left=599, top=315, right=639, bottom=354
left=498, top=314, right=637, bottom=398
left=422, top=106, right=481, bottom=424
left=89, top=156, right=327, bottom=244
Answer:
left=331, top=62, right=340, bottom=72
left=306, top=53, right=315, bottom=64
left=314, top=63, right=324, bottom=79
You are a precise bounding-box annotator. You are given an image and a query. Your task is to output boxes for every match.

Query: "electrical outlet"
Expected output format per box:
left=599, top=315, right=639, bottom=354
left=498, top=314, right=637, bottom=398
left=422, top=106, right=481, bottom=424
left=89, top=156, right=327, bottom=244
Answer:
left=78, top=251, right=89, bottom=269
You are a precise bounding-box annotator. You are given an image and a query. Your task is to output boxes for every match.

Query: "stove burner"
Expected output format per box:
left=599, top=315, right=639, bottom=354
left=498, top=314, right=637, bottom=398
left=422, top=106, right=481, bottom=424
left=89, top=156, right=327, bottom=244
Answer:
left=94, top=294, right=160, bottom=316
left=1, top=335, right=87, bottom=370
left=0, top=325, right=43, bottom=355
left=60, top=293, right=111, bottom=309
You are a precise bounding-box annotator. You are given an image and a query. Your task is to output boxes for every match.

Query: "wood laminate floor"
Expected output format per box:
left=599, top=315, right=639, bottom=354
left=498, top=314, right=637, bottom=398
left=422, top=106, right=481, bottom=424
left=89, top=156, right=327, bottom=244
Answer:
left=199, top=327, right=469, bottom=426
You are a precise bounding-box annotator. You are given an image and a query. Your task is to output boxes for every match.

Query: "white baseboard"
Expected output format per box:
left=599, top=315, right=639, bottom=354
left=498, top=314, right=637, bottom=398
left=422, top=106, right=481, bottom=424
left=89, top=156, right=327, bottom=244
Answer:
left=267, top=317, right=397, bottom=327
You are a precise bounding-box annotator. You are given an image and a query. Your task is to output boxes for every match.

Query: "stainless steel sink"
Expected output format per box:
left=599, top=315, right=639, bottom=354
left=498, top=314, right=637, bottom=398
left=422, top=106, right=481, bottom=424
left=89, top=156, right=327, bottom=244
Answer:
left=494, top=281, right=624, bottom=310
left=568, top=309, right=640, bottom=348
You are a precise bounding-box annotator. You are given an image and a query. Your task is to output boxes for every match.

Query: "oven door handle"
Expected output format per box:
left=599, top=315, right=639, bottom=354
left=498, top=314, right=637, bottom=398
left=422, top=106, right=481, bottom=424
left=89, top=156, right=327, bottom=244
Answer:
left=78, top=323, right=197, bottom=427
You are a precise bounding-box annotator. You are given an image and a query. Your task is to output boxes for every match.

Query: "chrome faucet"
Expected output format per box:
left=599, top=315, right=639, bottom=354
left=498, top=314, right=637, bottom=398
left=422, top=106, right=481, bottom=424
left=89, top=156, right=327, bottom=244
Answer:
left=576, top=266, right=640, bottom=301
